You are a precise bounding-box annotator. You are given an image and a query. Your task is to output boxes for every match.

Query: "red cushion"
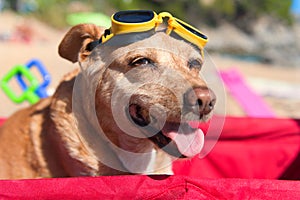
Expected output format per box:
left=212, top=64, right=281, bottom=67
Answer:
left=0, top=118, right=5, bottom=126
left=173, top=117, right=300, bottom=179
left=0, top=175, right=299, bottom=199
left=0, top=116, right=299, bottom=198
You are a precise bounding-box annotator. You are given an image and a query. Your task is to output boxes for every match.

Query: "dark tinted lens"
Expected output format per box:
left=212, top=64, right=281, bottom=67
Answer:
left=176, top=20, right=207, bottom=40
left=113, top=10, right=154, bottom=23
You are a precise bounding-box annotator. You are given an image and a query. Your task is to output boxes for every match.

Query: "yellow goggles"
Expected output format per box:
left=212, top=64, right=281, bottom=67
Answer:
left=91, top=10, right=208, bottom=54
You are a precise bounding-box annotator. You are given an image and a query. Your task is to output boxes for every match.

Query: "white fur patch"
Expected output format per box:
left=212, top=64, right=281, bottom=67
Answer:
left=117, top=147, right=157, bottom=174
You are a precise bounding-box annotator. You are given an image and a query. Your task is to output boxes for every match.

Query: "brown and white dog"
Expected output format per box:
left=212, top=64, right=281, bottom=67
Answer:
left=0, top=24, right=216, bottom=179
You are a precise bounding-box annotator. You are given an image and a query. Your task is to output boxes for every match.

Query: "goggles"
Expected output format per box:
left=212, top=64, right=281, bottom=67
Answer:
left=89, top=10, right=208, bottom=56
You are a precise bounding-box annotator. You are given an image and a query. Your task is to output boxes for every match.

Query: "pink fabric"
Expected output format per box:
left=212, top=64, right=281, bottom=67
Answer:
left=0, top=175, right=299, bottom=199
left=220, top=69, right=276, bottom=117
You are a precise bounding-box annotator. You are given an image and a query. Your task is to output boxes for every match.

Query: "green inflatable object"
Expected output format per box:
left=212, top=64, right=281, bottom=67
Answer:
left=67, top=12, right=111, bottom=28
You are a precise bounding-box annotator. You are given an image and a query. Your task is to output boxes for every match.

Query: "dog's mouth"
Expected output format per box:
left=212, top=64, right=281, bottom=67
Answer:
left=128, top=104, right=204, bottom=158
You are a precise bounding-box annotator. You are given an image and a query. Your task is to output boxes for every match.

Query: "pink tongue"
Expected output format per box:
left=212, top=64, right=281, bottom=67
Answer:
left=164, top=128, right=204, bottom=157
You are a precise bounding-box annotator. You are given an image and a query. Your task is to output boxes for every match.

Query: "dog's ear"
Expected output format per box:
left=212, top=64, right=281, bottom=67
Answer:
left=58, top=24, right=104, bottom=63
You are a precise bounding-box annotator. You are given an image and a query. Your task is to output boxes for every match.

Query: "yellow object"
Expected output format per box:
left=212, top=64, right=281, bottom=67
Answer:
left=100, top=10, right=208, bottom=53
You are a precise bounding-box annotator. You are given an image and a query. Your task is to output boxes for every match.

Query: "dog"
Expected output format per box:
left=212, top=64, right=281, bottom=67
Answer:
left=0, top=23, right=216, bottom=179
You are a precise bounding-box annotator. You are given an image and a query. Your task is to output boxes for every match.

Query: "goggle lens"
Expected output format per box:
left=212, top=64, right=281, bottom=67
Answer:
left=113, top=10, right=155, bottom=23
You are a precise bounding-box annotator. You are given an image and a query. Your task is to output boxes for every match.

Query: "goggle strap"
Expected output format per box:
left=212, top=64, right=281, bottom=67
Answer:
left=86, top=29, right=112, bottom=51
left=86, top=39, right=101, bottom=51
left=103, top=29, right=111, bottom=38
left=166, top=25, right=173, bottom=35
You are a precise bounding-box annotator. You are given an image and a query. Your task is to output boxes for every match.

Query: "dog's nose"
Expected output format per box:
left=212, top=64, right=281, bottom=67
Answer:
left=184, top=87, right=216, bottom=116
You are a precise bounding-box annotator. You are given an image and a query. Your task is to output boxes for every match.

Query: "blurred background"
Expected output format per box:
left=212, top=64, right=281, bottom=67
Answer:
left=0, top=0, right=299, bottom=118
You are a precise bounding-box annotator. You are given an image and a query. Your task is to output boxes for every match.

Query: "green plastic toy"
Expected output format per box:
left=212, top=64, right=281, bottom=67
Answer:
left=0, top=65, right=40, bottom=104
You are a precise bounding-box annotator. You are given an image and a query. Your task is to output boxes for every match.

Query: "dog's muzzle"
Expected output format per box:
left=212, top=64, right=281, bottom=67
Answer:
left=126, top=86, right=214, bottom=158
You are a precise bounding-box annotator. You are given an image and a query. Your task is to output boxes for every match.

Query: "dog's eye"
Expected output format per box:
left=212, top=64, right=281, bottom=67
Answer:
left=130, top=57, right=153, bottom=67
left=188, top=59, right=203, bottom=70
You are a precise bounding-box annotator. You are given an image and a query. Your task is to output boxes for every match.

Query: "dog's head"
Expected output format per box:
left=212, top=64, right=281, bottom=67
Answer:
left=58, top=23, right=216, bottom=160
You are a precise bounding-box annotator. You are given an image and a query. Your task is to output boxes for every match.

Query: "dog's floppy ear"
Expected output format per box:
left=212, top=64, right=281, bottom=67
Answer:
left=58, top=24, right=104, bottom=63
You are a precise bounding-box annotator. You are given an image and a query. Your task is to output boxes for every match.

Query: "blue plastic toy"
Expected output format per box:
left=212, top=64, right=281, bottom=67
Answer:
left=16, top=59, right=51, bottom=98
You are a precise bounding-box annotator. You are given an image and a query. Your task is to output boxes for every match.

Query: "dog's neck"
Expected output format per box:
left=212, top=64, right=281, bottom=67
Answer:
left=116, top=129, right=159, bottom=174
left=96, top=112, right=171, bottom=174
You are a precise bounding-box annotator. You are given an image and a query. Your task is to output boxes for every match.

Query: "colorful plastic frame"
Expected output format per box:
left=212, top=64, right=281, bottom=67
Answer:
left=0, top=65, right=40, bottom=104
left=16, top=59, right=51, bottom=98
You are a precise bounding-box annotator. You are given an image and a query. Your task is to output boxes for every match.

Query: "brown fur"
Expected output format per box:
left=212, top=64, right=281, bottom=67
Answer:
left=0, top=24, right=214, bottom=179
